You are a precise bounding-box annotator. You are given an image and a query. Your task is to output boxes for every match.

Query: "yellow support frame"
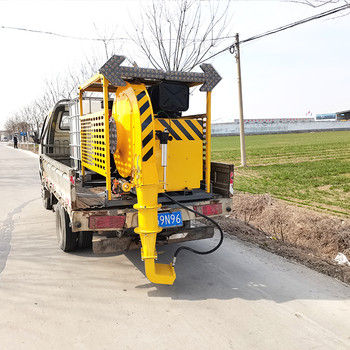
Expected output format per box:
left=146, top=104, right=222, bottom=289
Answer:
left=79, top=73, right=104, bottom=91
left=205, top=91, right=212, bottom=193
left=79, top=75, right=112, bottom=200
left=79, top=71, right=213, bottom=199
left=103, top=77, right=112, bottom=200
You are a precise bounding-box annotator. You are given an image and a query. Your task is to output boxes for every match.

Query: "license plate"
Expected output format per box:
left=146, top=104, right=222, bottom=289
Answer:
left=158, top=211, right=183, bottom=228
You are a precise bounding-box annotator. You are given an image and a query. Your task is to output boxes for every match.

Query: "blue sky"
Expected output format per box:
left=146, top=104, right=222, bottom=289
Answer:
left=0, top=0, right=349, bottom=128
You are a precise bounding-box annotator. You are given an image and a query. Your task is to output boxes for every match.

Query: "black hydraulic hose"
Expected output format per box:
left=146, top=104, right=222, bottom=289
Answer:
left=162, top=193, right=224, bottom=266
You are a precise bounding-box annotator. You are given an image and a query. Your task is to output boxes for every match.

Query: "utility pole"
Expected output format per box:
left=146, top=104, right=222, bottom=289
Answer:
left=233, top=33, right=247, bottom=167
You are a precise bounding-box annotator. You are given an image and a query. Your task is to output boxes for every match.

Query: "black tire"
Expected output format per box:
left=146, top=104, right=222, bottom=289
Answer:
left=42, top=186, right=52, bottom=210
left=56, top=202, right=78, bottom=252
left=78, top=231, right=93, bottom=249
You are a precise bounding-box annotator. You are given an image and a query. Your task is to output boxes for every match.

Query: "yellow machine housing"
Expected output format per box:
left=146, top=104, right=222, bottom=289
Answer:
left=154, top=118, right=203, bottom=191
left=111, top=85, right=203, bottom=193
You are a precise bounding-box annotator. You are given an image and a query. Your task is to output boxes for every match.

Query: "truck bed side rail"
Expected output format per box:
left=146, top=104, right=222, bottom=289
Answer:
left=40, top=154, right=76, bottom=211
left=210, top=162, right=234, bottom=197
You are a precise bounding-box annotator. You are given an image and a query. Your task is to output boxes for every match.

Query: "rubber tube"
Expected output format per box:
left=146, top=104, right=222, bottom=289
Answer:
left=162, top=193, right=224, bottom=266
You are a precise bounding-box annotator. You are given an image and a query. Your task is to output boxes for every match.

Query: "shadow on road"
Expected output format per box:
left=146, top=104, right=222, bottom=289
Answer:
left=123, top=236, right=350, bottom=302
left=0, top=198, right=39, bottom=275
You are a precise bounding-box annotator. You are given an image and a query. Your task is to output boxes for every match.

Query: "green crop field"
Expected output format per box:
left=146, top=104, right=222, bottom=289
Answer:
left=211, top=131, right=350, bottom=216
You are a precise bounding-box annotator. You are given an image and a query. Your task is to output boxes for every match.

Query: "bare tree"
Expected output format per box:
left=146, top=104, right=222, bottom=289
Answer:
left=93, top=22, right=121, bottom=61
left=4, top=52, right=110, bottom=139
left=8, top=109, right=30, bottom=140
left=29, top=100, right=47, bottom=142
left=42, top=30, right=123, bottom=108
left=131, top=0, right=232, bottom=71
left=5, top=98, right=51, bottom=142
left=4, top=117, right=17, bottom=136
left=4, top=21, right=124, bottom=138
left=42, top=67, right=83, bottom=105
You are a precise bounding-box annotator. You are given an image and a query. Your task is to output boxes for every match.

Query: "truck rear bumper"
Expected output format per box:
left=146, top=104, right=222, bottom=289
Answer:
left=92, top=225, right=215, bottom=254
left=70, top=197, right=232, bottom=233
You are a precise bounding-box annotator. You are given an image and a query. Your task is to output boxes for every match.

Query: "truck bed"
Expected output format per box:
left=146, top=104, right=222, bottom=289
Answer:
left=40, top=154, right=135, bottom=210
left=41, top=154, right=233, bottom=212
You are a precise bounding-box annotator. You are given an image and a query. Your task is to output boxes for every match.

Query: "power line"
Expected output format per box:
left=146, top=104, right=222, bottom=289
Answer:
left=240, top=3, right=350, bottom=44
left=0, top=25, right=131, bottom=42
left=203, top=3, right=350, bottom=62
left=1, top=3, right=349, bottom=57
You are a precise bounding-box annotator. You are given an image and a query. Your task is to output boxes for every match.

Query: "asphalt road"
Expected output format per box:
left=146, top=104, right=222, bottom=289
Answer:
left=1, top=143, right=350, bottom=350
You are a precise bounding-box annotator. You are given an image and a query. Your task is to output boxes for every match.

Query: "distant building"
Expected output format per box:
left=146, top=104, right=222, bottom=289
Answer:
left=236, top=117, right=314, bottom=125
left=0, top=130, right=9, bottom=141
left=212, top=116, right=350, bottom=136
left=315, top=110, right=350, bottom=121
left=336, top=110, right=350, bottom=121
left=315, top=113, right=337, bottom=121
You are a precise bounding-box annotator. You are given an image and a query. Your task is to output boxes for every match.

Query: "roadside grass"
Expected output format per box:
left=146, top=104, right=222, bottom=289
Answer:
left=211, top=131, right=350, bottom=216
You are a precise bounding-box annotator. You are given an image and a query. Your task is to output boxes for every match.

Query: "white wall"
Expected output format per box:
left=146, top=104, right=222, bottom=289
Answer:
left=211, top=121, right=350, bottom=136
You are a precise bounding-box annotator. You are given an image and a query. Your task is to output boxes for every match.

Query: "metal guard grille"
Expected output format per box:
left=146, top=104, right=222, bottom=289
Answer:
left=80, top=111, right=108, bottom=177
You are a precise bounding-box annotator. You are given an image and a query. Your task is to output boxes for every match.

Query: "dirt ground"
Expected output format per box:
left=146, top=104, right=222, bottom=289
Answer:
left=217, top=194, right=350, bottom=285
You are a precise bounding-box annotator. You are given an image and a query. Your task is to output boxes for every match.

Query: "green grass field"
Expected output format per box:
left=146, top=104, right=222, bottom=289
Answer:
left=211, top=131, right=350, bottom=216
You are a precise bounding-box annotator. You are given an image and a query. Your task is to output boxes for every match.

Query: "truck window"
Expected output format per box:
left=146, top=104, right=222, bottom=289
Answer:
left=60, top=111, right=70, bottom=130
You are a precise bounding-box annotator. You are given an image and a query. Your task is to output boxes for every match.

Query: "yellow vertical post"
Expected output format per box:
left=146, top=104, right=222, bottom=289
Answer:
left=103, top=77, right=112, bottom=200
left=79, top=89, right=85, bottom=180
left=205, top=91, right=212, bottom=193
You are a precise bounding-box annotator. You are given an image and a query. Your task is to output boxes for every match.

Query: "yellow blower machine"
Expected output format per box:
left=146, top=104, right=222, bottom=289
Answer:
left=79, top=55, right=222, bottom=284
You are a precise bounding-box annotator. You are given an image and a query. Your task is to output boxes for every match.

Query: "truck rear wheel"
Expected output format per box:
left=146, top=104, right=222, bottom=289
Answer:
left=42, top=186, right=52, bottom=210
left=78, top=231, right=93, bottom=249
left=56, top=202, right=78, bottom=252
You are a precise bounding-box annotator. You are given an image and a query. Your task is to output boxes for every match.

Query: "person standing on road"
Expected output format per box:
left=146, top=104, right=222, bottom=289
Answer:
left=13, top=135, right=18, bottom=149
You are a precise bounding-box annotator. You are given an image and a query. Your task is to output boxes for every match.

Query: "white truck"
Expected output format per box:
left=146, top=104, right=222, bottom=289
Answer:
left=39, top=56, right=233, bottom=284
